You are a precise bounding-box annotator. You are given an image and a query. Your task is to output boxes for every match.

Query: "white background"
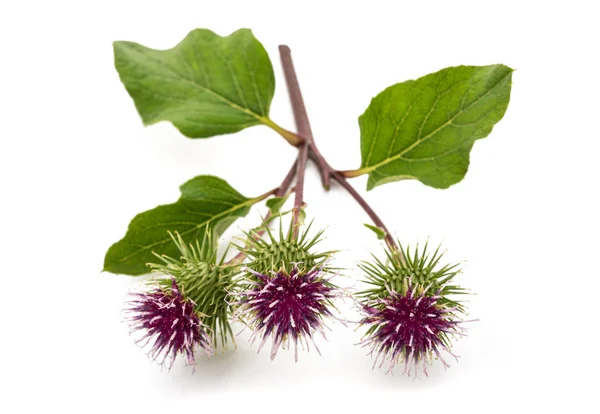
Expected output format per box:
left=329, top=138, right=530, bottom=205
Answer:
left=2, top=0, right=599, bottom=412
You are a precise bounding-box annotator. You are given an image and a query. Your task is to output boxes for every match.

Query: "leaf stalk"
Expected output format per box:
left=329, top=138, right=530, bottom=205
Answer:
left=338, top=168, right=366, bottom=178
left=261, top=117, right=305, bottom=146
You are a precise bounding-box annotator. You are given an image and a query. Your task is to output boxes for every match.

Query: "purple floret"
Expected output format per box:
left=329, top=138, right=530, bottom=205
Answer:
left=125, top=278, right=212, bottom=371
left=360, top=282, right=466, bottom=376
left=233, top=266, right=340, bottom=361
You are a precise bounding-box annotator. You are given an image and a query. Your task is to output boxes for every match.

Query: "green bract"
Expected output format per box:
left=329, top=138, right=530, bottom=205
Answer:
left=358, top=242, right=468, bottom=311
left=238, top=222, right=333, bottom=275
left=363, top=223, right=386, bottom=240
left=114, top=28, right=276, bottom=138
left=104, top=175, right=261, bottom=275
left=150, top=232, right=237, bottom=348
left=265, top=195, right=289, bottom=215
left=357, top=65, right=513, bottom=190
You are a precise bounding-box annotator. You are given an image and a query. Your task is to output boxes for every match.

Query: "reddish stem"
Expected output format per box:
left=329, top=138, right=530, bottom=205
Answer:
left=279, top=45, right=330, bottom=190
left=278, top=45, right=313, bottom=238
left=226, top=160, right=297, bottom=264
left=278, top=45, right=402, bottom=259
left=291, top=142, right=309, bottom=238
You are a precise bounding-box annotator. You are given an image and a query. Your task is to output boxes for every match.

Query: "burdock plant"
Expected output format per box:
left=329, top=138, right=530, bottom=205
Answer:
left=103, top=27, right=512, bottom=376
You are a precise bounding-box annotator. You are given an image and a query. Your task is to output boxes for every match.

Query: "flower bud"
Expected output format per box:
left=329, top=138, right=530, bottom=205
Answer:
left=357, top=242, right=470, bottom=376
left=149, top=232, right=237, bottom=348
left=231, top=223, right=340, bottom=361
left=238, top=221, right=332, bottom=275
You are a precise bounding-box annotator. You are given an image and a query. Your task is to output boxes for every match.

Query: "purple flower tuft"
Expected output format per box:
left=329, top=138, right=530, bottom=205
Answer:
left=125, top=278, right=212, bottom=371
left=233, top=266, right=340, bottom=361
left=360, top=282, right=466, bottom=377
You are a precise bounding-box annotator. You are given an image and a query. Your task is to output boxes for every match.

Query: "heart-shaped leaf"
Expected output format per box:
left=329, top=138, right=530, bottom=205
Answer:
left=113, top=28, right=276, bottom=138
left=104, top=176, right=261, bottom=275
left=356, top=65, right=513, bottom=190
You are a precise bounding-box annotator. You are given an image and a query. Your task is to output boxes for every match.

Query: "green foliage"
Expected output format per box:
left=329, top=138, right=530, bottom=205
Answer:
left=364, top=223, right=386, bottom=240
left=104, top=176, right=259, bottom=275
left=265, top=195, right=289, bottom=214
left=150, top=232, right=237, bottom=349
left=357, top=242, right=468, bottom=311
left=113, top=28, right=275, bottom=138
left=358, top=65, right=513, bottom=190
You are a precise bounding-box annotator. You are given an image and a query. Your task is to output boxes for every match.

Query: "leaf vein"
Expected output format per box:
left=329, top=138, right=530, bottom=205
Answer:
left=115, top=197, right=256, bottom=263
left=364, top=69, right=511, bottom=173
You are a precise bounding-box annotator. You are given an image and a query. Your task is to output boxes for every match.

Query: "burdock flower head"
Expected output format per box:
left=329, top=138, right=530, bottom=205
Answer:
left=231, top=222, right=341, bottom=361
left=125, top=277, right=212, bottom=370
left=357, top=242, right=470, bottom=377
left=125, top=231, right=237, bottom=370
left=149, top=232, right=237, bottom=348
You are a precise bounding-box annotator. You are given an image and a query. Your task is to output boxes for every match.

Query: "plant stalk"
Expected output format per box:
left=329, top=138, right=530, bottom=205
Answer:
left=226, top=159, right=297, bottom=264
left=278, top=45, right=330, bottom=189
left=291, top=142, right=309, bottom=238
left=261, top=117, right=304, bottom=146
left=278, top=45, right=403, bottom=260
left=278, top=45, right=313, bottom=239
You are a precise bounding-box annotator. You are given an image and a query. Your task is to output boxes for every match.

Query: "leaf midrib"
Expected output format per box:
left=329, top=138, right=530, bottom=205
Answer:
left=362, top=69, right=511, bottom=174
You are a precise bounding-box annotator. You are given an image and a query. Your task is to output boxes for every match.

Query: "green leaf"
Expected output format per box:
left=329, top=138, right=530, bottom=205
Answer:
left=364, top=223, right=386, bottom=240
left=113, top=28, right=275, bottom=138
left=265, top=195, right=289, bottom=214
left=104, top=176, right=259, bottom=275
left=357, top=65, right=513, bottom=190
left=298, top=208, right=307, bottom=225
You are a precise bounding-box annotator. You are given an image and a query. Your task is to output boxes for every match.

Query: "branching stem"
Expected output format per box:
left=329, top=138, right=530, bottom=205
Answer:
left=229, top=45, right=403, bottom=264
left=277, top=45, right=403, bottom=260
